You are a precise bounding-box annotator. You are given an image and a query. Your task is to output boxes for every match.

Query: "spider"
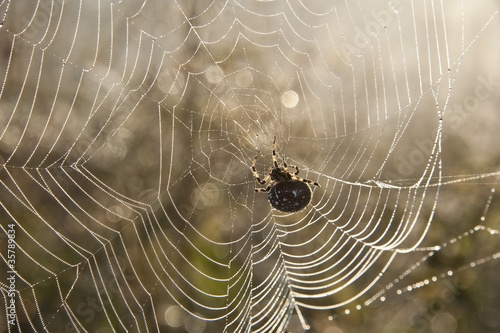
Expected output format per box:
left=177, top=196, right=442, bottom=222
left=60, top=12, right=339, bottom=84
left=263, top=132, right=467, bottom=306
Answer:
left=251, top=137, right=320, bottom=212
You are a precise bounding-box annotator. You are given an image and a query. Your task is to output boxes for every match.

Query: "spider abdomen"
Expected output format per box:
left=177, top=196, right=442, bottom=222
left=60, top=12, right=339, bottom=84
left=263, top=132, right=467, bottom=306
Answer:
left=268, top=180, right=311, bottom=212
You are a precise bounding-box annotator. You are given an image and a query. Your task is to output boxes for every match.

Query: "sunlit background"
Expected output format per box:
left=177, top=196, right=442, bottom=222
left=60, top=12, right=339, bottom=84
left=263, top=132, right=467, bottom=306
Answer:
left=1, top=1, right=499, bottom=332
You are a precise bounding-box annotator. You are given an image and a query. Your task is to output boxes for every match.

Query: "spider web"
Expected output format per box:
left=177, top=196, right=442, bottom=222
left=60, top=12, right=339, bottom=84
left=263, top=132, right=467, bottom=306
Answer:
left=1, top=0, right=500, bottom=332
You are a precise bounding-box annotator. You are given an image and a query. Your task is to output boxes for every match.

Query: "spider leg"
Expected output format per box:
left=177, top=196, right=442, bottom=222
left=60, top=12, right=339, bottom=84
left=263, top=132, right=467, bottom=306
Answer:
left=272, top=136, right=279, bottom=169
left=254, top=185, right=271, bottom=192
left=255, top=179, right=274, bottom=192
left=292, top=175, right=320, bottom=187
left=283, top=159, right=300, bottom=175
left=251, top=151, right=268, bottom=185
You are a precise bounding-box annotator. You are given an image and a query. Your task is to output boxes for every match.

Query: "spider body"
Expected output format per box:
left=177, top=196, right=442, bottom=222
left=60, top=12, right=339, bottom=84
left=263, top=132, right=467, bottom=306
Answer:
left=251, top=137, right=319, bottom=213
left=268, top=180, right=311, bottom=212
